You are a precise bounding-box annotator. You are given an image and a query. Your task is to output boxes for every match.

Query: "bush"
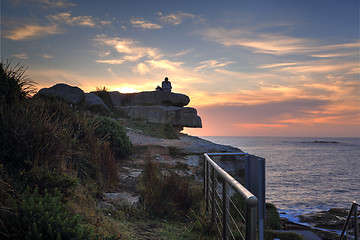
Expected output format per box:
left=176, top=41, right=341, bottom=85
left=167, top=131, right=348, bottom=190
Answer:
left=139, top=157, right=201, bottom=218
left=93, top=116, right=132, bottom=159
left=6, top=188, right=94, bottom=240
left=265, top=202, right=282, bottom=230
left=18, top=169, right=77, bottom=196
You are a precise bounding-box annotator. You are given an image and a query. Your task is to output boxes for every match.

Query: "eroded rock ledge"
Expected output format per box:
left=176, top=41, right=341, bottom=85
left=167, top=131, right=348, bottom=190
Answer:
left=37, top=83, right=202, bottom=131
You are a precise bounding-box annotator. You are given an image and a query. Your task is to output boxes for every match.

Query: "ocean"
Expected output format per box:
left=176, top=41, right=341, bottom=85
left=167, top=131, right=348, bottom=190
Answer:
left=201, top=136, right=360, bottom=222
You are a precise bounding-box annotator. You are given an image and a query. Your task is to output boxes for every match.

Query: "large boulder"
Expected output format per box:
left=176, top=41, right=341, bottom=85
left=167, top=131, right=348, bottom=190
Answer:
left=108, top=91, right=190, bottom=107
left=84, top=93, right=111, bottom=113
left=116, top=105, right=202, bottom=129
left=38, top=83, right=85, bottom=104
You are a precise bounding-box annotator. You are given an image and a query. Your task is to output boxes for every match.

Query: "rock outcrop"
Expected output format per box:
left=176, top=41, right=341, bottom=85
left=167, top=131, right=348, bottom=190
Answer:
left=107, top=91, right=190, bottom=107
left=37, top=83, right=202, bottom=131
left=116, top=105, right=202, bottom=129
left=84, top=93, right=111, bottom=113
left=37, top=83, right=84, bottom=104
left=106, top=91, right=202, bottom=130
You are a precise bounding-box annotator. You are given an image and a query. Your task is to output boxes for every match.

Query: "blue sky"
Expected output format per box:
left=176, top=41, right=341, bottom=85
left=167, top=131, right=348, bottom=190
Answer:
left=1, top=0, right=359, bottom=137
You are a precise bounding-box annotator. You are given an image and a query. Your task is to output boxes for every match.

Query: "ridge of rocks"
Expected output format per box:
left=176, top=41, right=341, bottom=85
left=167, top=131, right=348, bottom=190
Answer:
left=37, top=83, right=202, bottom=130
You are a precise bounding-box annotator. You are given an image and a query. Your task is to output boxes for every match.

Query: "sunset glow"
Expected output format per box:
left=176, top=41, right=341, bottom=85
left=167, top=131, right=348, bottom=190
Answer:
left=2, top=0, right=359, bottom=137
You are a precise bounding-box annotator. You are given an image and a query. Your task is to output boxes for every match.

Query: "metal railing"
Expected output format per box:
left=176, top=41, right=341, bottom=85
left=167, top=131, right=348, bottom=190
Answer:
left=340, top=201, right=359, bottom=240
left=204, top=153, right=258, bottom=240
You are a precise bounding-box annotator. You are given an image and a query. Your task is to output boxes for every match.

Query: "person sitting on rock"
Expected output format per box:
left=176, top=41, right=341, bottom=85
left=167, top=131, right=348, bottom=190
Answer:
left=162, top=77, right=172, bottom=92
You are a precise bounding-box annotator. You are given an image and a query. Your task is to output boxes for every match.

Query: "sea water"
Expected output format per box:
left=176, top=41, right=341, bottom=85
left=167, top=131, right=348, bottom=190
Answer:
left=201, top=136, right=360, bottom=222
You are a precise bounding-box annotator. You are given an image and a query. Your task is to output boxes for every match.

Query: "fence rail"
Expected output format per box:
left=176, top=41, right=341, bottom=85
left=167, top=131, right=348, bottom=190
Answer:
left=204, top=153, right=259, bottom=240
left=340, top=201, right=359, bottom=240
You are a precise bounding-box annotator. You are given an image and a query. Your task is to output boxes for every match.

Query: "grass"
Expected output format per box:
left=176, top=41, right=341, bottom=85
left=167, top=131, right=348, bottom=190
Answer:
left=138, top=156, right=201, bottom=219
left=0, top=61, right=132, bottom=239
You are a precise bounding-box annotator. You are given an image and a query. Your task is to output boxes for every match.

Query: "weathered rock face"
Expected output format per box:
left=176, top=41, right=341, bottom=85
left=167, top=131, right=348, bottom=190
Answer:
left=84, top=93, right=110, bottom=113
left=38, top=83, right=84, bottom=104
left=116, top=106, right=202, bottom=128
left=37, top=84, right=202, bottom=131
left=108, top=91, right=190, bottom=107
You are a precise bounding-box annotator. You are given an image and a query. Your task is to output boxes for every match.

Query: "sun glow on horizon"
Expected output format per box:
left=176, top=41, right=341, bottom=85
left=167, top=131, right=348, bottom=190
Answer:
left=114, top=86, right=140, bottom=93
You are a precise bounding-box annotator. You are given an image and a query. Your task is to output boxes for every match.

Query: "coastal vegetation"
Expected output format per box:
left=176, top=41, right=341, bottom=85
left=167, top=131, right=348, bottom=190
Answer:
left=0, top=61, right=300, bottom=239
left=0, top=61, right=216, bottom=239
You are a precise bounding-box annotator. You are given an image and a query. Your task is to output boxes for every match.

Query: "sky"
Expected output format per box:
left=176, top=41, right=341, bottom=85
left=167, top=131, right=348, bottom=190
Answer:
left=1, top=0, right=359, bottom=137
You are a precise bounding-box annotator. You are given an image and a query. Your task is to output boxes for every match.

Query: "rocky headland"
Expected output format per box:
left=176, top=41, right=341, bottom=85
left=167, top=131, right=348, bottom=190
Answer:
left=38, top=83, right=202, bottom=132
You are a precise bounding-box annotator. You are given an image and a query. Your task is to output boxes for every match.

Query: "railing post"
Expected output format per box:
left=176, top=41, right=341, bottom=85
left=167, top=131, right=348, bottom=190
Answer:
left=354, top=203, right=358, bottom=240
left=211, top=167, right=215, bottom=221
left=204, top=155, right=206, bottom=196
left=205, top=158, right=209, bottom=213
left=246, top=204, right=257, bottom=240
left=222, top=178, right=229, bottom=240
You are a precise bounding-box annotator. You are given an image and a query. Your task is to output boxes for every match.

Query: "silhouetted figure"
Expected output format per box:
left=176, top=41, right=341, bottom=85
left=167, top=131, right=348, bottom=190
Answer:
left=155, top=85, right=162, bottom=91
left=162, top=77, right=172, bottom=92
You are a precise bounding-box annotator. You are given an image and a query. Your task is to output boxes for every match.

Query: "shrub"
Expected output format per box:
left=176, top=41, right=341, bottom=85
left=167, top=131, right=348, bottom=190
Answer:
left=139, top=157, right=201, bottom=218
left=0, top=84, right=119, bottom=188
left=18, top=169, right=77, bottom=196
left=265, top=202, right=282, bottom=230
left=6, top=188, right=94, bottom=240
left=93, top=116, right=132, bottom=159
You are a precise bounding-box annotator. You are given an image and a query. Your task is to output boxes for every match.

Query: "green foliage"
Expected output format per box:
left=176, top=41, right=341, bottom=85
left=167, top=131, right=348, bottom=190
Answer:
left=189, top=208, right=217, bottom=237
left=139, top=157, right=201, bottom=219
left=0, top=97, right=122, bottom=187
left=93, top=116, right=132, bottom=159
left=265, top=202, right=282, bottom=230
left=7, top=188, right=94, bottom=240
left=19, top=169, right=77, bottom=196
left=0, top=61, right=122, bottom=188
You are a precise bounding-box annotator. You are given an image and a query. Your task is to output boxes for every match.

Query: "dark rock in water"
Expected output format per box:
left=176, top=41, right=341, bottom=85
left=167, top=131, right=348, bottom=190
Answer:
left=38, top=83, right=85, bottom=104
left=312, top=140, right=339, bottom=144
left=299, top=208, right=349, bottom=230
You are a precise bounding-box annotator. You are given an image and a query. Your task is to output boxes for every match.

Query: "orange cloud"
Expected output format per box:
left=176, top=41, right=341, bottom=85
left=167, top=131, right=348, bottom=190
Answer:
left=130, top=18, right=162, bottom=30
left=48, top=12, right=97, bottom=27
left=94, top=35, right=162, bottom=63
left=5, top=24, right=62, bottom=40
left=198, top=27, right=359, bottom=56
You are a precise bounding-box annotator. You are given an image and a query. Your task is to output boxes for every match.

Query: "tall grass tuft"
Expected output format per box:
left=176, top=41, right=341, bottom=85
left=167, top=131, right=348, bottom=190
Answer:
left=0, top=62, right=129, bottom=187
left=0, top=61, right=36, bottom=105
left=139, top=156, right=201, bottom=219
